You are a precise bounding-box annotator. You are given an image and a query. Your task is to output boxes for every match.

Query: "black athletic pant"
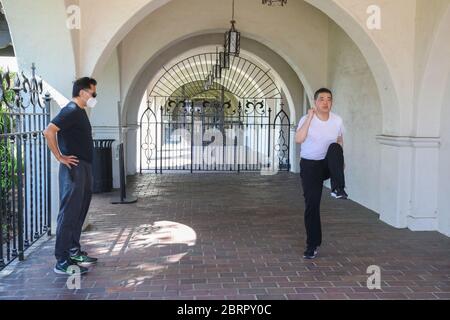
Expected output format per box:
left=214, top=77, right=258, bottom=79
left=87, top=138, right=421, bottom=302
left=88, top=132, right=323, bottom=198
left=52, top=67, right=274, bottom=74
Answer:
left=55, top=160, right=93, bottom=263
left=300, top=143, right=345, bottom=249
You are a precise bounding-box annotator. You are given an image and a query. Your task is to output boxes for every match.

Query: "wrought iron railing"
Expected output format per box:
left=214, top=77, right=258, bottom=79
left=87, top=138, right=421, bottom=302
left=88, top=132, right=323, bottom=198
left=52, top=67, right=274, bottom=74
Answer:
left=0, top=64, right=51, bottom=270
left=139, top=96, right=291, bottom=173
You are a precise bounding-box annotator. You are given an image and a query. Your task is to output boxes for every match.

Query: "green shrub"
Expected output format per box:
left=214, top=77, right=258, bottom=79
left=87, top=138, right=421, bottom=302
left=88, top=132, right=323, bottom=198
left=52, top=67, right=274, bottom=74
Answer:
left=0, top=69, right=16, bottom=244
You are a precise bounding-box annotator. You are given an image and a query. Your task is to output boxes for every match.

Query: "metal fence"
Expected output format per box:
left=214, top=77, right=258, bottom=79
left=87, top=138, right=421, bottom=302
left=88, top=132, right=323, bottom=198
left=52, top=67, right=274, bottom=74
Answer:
left=139, top=96, right=291, bottom=173
left=0, top=65, right=51, bottom=270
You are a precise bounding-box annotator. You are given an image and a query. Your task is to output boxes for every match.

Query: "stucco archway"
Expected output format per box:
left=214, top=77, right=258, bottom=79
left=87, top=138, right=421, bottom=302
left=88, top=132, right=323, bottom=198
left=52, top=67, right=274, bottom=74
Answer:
left=118, top=33, right=303, bottom=175
left=122, top=34, right=302, bottom=129
left=89, top=0, right=400, bottom=135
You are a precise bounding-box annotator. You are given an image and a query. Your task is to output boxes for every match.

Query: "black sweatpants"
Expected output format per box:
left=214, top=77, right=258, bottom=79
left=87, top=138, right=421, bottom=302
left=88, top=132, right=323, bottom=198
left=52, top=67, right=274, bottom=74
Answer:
left=300, top=143, right=345, bottom=249
left=55, top=160, right=93, bottom=263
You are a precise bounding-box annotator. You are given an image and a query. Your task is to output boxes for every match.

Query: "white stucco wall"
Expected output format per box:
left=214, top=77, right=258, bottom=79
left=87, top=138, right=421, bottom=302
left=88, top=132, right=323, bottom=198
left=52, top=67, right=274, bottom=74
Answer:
left=306, top=0, right=411, bottom=136
left=79, top=0, right=171, bottom=78
left=413, top=0, right=450, bottom=137
left=327, top=22, right=382, bottom=214
left=438, top=77, right=450, bottom=236
left=2, top=0, right=77, bottom=98
left=90, top=48, right=122, bottom=188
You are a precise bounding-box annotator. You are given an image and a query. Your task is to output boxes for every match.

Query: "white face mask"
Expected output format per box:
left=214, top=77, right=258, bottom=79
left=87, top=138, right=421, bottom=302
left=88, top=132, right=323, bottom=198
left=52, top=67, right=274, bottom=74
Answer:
left=86, top=97, right=98, bottom=108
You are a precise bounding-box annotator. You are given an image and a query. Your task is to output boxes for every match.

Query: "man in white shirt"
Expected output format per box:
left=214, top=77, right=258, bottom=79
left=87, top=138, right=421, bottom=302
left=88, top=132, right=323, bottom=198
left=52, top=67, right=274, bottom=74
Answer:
left=296, top=88, right=348, bottom=259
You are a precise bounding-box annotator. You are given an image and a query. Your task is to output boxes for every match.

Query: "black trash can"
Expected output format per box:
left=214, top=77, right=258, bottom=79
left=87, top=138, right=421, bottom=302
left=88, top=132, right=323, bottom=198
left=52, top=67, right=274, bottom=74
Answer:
left=92, top=139, right=115, bottom=193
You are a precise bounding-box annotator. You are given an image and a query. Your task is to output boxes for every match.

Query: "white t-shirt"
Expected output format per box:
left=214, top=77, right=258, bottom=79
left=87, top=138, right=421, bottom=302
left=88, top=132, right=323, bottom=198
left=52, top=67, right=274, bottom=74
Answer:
left=297, top=112, right=345, bottom=160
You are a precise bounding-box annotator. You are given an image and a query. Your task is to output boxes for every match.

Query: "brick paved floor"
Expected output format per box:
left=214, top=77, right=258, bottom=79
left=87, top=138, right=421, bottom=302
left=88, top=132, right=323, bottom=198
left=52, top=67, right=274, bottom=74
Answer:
left=1, top=173, right=449, bottom=300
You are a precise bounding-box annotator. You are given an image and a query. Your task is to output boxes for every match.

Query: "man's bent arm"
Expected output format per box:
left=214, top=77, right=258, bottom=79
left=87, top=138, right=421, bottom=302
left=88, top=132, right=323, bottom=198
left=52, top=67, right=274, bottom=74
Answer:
left=295, top=114, right=314, bottom=144
left=43, top=123, right=62, bottom=161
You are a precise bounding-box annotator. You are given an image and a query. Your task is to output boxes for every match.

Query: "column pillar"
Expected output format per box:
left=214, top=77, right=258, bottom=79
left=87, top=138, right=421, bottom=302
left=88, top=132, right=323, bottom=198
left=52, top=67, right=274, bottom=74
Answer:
left=376, top=135, right=440, bottom=231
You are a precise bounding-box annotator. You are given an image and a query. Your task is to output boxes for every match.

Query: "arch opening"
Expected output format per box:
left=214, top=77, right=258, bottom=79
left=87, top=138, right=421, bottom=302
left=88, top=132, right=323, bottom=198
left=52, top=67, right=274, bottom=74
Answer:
left=137, top=49, right=292, bottom=174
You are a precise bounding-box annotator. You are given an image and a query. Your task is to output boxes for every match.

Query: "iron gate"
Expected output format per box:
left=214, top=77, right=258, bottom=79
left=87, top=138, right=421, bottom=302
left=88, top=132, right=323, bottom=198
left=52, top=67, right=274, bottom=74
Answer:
left=140, top=97, right=290, bottom=173
left=0, top=65, right=51, bottom=270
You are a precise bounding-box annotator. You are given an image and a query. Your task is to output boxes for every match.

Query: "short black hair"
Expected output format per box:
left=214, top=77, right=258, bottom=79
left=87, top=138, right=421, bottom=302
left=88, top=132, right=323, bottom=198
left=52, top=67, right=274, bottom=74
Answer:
left=314, top=88, right=332, bottom=101
left=72, top=77, right=97, bottom=98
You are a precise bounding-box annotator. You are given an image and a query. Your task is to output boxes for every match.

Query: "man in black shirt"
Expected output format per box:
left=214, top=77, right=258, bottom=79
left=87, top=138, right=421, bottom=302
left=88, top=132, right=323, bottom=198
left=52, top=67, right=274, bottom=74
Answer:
left=43, top=77, right=99, bottom=275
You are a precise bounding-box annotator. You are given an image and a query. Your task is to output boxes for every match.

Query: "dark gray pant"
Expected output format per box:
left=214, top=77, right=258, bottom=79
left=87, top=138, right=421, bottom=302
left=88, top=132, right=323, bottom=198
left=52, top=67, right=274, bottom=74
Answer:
left=55, top=160, right=93, bottom=263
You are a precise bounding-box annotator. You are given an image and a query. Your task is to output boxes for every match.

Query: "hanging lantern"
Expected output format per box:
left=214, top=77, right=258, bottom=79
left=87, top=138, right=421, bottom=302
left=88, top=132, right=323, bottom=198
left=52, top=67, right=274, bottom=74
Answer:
left=214, top=64, right=222, bottom=79
left=204, top=72, right=213, bottom=90
left=207, top=73, right=214, bottom=88
left=220, top=51, right=230, bottom=69
left=214, top=47, right=222, bottom=79
left=225, top=21, right=240, bottom=56
left=224, top=0, right=240, bottom=56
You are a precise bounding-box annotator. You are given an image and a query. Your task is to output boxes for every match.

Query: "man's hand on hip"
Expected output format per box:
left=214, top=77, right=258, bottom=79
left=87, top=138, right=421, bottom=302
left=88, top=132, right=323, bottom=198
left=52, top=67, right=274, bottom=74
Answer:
left=58, top=155, right=79, bottom=169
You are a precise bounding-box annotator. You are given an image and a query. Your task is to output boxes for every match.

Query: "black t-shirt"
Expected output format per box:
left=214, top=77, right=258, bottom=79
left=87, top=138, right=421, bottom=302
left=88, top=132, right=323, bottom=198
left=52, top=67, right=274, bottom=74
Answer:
left=51, top=101, right=93, bottom=163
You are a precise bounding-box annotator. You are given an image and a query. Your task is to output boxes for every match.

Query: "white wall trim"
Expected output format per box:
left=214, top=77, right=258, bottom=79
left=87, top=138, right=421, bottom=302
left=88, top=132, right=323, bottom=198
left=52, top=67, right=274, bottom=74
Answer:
left=407, top=216, right=438, bottom=232
left=376, top=135, right=440, bottom=148
left=92, top=126, right=121, bottom=136
left=377, top=134, right=442, bottom=234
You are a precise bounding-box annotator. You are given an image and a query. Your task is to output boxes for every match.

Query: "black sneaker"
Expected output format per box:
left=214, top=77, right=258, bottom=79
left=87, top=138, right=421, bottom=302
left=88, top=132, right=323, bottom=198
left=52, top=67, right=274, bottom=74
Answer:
left=54, top=260, right=89, bottom=275
left=303, top=247, right=318, bottom=259
left=70, top=252, right=98, bottom=265
left=331, top=188, right=348, bottom=200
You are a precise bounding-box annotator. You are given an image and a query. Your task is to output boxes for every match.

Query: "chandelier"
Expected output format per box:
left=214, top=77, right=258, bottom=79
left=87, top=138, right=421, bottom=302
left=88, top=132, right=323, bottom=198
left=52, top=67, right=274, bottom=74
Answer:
left=262, top=0, right=287, bottom=6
